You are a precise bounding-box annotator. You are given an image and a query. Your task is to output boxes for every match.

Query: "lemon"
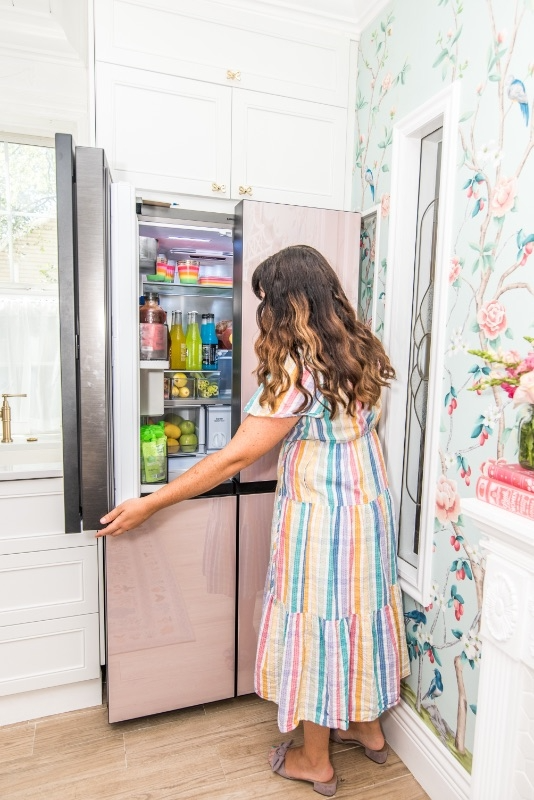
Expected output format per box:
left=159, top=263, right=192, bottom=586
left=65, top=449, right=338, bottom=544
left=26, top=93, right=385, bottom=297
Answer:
left=171, top=386, right=180, bottom=398
left=173, top=373, right=188, bottom=388
left=178, top=387, right=190, bottom=398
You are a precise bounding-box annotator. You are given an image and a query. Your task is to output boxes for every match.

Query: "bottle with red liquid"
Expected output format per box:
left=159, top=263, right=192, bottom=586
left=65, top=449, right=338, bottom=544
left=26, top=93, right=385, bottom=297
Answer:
left=140, top=292, right=168, bottom=361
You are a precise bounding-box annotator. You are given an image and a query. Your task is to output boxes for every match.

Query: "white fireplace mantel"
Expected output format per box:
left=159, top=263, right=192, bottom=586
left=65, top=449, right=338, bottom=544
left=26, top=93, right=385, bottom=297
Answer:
left=462, top=498, right=534, bottom=800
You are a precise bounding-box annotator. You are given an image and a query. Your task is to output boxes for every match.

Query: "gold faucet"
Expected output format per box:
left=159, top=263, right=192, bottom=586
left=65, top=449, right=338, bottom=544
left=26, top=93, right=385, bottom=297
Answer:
left=1, top=394, right=27, bottom=443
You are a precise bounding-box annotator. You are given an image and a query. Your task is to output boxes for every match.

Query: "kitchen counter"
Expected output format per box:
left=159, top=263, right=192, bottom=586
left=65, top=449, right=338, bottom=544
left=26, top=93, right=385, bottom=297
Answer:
left=0, top=436, right=63, bottom=481
left=0, top=462, right=62, bottom=481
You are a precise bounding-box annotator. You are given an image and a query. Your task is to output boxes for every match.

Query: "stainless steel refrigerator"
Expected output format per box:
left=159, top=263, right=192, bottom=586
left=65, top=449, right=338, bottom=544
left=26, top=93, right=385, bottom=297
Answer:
left=55, top=133, right=360, bottom=722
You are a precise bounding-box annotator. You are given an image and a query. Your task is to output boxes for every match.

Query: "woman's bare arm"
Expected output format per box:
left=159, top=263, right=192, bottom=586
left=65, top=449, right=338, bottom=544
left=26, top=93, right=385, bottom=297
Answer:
left=96, top=413, right=297, bottom=537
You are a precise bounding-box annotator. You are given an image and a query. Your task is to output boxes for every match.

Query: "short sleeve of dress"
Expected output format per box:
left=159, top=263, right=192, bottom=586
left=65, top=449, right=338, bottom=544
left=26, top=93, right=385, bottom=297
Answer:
left=244, top=361, right=326, bottom=419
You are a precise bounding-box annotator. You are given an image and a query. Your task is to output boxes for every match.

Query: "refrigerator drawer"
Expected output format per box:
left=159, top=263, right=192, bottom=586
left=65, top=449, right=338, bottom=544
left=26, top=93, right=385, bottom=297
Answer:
left=106, top=495, right=236, bottom=722
left=206, top=405, right=231, bottom=452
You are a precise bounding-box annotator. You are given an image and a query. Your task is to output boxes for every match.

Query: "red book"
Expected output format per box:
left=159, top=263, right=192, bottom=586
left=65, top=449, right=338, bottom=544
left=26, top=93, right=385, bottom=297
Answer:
left=476, top=476, right=534, bottom=520
left=480, top=460, right=534, bottom=494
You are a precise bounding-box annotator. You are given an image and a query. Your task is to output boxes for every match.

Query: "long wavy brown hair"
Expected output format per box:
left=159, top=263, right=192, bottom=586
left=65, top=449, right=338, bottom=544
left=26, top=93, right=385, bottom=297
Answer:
left=251, top=245, right=395, bottom=417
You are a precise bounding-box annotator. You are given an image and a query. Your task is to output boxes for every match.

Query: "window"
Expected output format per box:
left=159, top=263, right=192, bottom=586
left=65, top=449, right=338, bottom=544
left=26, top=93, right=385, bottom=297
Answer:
left=0, top=135, right=61, bottom=435
left=378, top=84, right=460, bottom=603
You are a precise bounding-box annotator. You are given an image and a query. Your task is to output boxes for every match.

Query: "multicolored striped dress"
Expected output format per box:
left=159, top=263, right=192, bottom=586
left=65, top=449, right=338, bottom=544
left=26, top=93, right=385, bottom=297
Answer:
left=244, top=361, right=410, bottom=733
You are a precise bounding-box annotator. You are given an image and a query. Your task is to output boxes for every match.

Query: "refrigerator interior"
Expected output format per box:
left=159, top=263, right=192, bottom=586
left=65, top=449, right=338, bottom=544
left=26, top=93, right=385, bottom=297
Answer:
left=137, top=214, right=236, bottom=493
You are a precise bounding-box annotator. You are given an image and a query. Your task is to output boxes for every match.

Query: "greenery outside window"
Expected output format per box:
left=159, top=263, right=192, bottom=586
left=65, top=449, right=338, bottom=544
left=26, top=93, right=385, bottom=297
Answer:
left=0, top=134, right=60, bottom=435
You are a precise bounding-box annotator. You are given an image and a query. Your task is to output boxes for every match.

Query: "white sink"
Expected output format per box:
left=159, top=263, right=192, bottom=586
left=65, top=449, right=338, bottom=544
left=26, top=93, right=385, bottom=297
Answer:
left=0, top=435, right=63, bottom=477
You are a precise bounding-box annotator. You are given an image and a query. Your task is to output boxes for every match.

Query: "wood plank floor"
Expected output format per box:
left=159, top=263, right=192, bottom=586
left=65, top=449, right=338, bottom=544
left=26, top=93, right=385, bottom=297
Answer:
left=0, top=694, right=429, bottom=799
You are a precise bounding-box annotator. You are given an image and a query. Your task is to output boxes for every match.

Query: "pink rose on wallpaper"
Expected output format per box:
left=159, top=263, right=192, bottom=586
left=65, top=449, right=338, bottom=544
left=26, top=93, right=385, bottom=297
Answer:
left=490, top=176, right=517, bottom=216
left=513, top=371, right=534, bottom=406
left=435, top=475, right=461, bottom=524
left=381, top=193, right=390, bottom=218
left=382, top=72, right=393, bottom=92
left=477, top=300, right=507, bottom=340
left=449, top=257, right=461, bottom=284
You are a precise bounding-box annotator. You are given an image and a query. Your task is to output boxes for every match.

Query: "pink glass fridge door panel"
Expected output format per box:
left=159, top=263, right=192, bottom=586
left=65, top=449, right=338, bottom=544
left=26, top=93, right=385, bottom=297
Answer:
left=237, top=492, right=275, bottom=696
left=106, top=495, right=236, bottom=722
left=239, top=200, right=360, bottom=483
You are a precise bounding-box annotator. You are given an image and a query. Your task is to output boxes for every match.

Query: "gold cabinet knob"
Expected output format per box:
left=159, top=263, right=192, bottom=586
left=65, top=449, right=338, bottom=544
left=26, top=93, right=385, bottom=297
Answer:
left=211, top=182, right=226, bottom=193
left=238, top=185, right=253, bottom=196
left=226, top=69, right=241, bottom=81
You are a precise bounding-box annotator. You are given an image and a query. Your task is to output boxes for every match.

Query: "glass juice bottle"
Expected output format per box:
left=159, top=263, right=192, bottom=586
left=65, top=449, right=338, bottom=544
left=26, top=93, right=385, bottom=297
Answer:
left=185, top=311, right=202, bottom=370
left=170, top=311, right=187, bottom=370
left=139, top=292, right=168, bottom=361
left=201, top=313, right=219, bottom=370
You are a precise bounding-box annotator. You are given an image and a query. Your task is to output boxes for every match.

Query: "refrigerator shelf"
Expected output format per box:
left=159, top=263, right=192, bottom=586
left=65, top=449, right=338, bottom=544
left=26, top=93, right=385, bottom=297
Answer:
left=164, top=397, right=230, bottom=407
left=142, top=282, right=232, bottom=299
left=140, top=360, right=169, bottom=370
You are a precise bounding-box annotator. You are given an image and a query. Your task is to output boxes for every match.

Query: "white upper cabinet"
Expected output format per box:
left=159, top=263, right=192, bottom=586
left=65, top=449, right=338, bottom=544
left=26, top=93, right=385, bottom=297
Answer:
left=94, top=0, right=350, bottom=107
left=231, top=90, right=347, bottom=209
left=96, top=63, right=232, bottom=196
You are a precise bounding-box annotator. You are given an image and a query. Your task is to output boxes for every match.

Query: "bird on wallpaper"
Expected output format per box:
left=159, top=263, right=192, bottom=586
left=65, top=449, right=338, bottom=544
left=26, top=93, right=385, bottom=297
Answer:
left=404, top=609, right=427, bottom=631
left=423, top=668, right=444, bottom=702
left=365, top=167, right=375, bottom=201
left=505, top=75, right=530, bottom=126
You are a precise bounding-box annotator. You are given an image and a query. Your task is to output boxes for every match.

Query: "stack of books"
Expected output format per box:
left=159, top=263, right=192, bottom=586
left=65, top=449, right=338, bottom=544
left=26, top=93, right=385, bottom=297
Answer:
left=476, top=459, right=534, bottom=519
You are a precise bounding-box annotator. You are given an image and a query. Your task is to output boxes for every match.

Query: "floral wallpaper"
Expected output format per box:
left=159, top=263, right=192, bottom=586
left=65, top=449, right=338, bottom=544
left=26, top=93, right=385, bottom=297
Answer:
left=358, top=210, right=377, bottom=327
left=354, top=0, right=534, bottom=772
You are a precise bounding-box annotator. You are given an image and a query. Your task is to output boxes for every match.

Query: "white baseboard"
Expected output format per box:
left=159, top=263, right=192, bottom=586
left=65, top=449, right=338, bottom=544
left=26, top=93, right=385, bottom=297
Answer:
left=382, top=699, right=471, bottom=800
left=0, top=677, right=103, bottom=726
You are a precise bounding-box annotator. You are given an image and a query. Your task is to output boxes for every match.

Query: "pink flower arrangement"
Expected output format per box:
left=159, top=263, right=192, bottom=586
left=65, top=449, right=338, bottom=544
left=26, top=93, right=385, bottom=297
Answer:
left=476, top=300, right=507, bottom=341
left=490, top=176, right=517, bottom=217
left=435, top=475, right=461, bottom=524
left=468, top=337, right=534, bottom=405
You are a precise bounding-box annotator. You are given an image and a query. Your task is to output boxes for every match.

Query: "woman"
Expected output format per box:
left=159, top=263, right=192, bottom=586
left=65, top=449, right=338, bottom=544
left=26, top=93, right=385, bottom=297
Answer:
left=97, top=245, right=409, bottom=797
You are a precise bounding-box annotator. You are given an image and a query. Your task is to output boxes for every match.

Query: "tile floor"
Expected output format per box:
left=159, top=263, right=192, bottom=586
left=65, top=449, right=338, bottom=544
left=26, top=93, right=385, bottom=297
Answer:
left=1, top=694, right=429, bottom=799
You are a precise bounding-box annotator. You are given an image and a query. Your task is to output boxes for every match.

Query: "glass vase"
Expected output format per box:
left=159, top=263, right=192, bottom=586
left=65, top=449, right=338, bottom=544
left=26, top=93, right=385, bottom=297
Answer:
left=518, top=404, right=534, bottom=471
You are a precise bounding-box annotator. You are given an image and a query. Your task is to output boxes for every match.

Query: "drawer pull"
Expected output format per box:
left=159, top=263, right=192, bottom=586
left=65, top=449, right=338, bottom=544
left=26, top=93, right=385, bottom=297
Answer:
left=238, top=185, right=253, bottom=196
left=211, top=182, right=226, bottom=193
left=226, top=69, right=241, bottom=81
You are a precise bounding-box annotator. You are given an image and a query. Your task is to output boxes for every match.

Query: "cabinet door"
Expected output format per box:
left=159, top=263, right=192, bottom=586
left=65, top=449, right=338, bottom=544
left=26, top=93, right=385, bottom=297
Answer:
left=231, top=90, right=347, bottom=210
left=106, top=496, right=236, bottom=722
left=96, top=63, right=232, bottom=197
left=94, top=0, right=350, bottom=107
left=237, top=492, right=274, bottom=696
left=235, top=200, right=360, bottom=483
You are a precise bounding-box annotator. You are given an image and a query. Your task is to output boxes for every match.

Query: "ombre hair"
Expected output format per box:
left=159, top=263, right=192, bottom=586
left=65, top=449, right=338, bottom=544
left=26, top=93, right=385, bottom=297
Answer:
left=251, top=245, right=395, bottom=417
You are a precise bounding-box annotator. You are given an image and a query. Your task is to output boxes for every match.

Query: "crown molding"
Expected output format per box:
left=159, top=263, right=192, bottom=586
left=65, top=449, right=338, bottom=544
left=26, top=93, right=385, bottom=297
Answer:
left=355, top=0, right=392, bottom=33
left=0, top=5, right=84, bottom=64
left=205, top=0, right=361, bottom=37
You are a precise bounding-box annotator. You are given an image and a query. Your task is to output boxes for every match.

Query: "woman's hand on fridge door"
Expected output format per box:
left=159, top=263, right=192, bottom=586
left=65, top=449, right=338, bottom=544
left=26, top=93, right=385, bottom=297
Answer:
left=96, top=497, right=154, bottom=537
left=96, top=413, right=298, bottom=537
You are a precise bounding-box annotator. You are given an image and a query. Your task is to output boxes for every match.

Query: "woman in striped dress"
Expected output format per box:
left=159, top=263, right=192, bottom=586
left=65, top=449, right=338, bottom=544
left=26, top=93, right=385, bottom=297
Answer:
left=98, top=245, right=409, bottom=797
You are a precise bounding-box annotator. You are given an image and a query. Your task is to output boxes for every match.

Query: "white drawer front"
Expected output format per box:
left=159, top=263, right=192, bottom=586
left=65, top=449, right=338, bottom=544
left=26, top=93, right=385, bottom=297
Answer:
left=0, top=547, right=98, bottom=626
left=0, top=480, right=64, bottom=539
left=0, top=614, right=100, bottom=696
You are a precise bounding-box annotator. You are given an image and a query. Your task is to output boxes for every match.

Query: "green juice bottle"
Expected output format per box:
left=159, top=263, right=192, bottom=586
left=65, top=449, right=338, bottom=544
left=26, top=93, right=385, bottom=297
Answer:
left=170, top=311, right=187, bottom=370
left=185, top=311, right=202, bottom=370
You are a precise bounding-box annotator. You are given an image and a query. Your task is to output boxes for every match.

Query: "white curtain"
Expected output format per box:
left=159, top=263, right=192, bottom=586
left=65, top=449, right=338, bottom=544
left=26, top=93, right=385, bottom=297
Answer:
left=0, top=293, right=61, bottom=434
